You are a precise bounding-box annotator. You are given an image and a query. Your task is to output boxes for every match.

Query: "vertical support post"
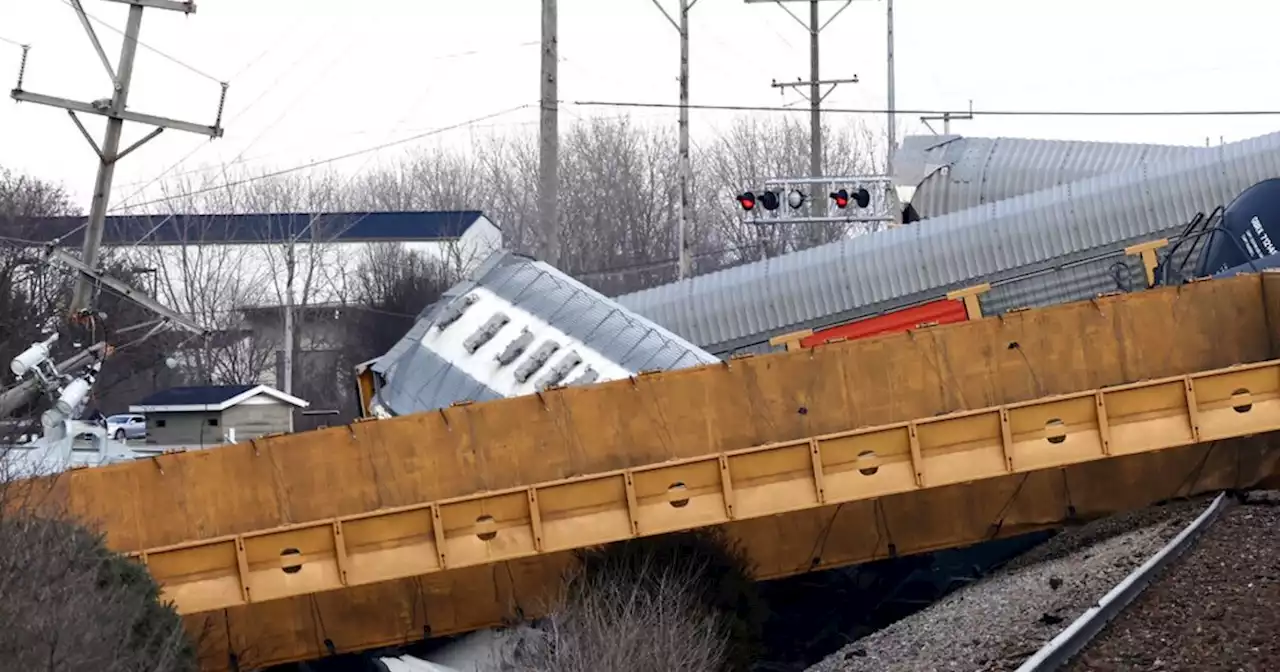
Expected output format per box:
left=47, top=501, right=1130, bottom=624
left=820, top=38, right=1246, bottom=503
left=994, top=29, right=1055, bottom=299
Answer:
left=538, top=0, right=560, bottom=266
left=72, top=2, right=145, bottom=315
left=1123, top=238, right=1170, bottom=289
left=283, top=241, right=296, bottom=433
left=651, top=0, right=699, bottom=278
left=945, top=283, right=991, bottom=321
left=808, top=0, right=822, bottom=221
left=676, top=0, right=693, bottom=279
left=885, top=0, right=895, bottom=175
left=768, top=328, right=815, bottom=352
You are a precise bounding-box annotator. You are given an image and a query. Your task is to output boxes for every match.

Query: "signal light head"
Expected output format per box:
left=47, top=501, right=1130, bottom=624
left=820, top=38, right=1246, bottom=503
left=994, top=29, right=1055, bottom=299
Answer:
left=736, top=192, right=757, bottom=211
left=852, top=187, right=871, bottom=208
left=830, top=187, right=872, bottom=209
left=786, top=189, right=805, bottom=209
left=759, top=190, right=781, bottom=211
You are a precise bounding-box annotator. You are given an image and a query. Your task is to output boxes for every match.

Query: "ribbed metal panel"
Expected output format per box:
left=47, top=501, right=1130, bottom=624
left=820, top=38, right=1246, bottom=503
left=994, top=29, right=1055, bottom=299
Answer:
left=895, top=135, right=1206, bottom=220
left=372, top=250, right=719, bottom=415
left=616, top=130, right=1280, bottom=355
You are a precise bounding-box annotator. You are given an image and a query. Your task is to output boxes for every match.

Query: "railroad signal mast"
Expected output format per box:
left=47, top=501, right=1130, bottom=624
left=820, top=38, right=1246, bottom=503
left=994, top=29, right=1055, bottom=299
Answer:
left=735, top=175, right=896, bottom=229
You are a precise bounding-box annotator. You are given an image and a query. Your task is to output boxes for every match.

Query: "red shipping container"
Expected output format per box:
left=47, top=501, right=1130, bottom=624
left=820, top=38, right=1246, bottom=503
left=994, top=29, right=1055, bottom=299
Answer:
left=799, top=298, right=969, bottom=348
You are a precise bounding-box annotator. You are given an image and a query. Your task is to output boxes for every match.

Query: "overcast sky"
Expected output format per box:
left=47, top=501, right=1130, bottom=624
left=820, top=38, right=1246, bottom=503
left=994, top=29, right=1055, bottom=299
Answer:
left=2, top=0, right=1279, bottom=211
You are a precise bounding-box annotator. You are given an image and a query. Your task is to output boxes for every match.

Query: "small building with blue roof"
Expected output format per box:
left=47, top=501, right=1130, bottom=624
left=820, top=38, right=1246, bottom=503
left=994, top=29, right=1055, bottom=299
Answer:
left=129, top=383, right=309, bottom=447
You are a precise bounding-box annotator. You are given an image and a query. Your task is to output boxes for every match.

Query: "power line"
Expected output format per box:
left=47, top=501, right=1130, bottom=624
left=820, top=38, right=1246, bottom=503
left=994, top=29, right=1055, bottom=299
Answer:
left=117, top=104, right=534, bottom=211
left=0, top=34, right=26, bottom=48
left=112, top=38, right=543, bottom=213
left=571, top=100, right=1280, bottom=117
left=108, top=15, right=357, bottom=214
left=58, top=0, right=222, bottom=83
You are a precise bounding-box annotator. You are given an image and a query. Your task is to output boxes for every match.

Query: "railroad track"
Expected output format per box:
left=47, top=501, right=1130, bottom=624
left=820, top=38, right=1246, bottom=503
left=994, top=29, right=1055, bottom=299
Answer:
left=1019, top=490, right=1280, bottom=671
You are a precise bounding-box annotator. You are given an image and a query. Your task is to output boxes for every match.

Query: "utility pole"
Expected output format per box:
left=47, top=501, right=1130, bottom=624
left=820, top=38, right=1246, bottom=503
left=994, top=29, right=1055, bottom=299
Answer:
left=10, top=0, right=226, bottom=317
left=750, top=0, right=858, bottom=220
left=649, top=0, right=699, bottom=279
left=538, top=0, right=560, bottom=266
left=282, top=242, right=295, bottom=433
left=283, top=245, right=295, bottom=397
left=886, top=0, right=895, bottom=175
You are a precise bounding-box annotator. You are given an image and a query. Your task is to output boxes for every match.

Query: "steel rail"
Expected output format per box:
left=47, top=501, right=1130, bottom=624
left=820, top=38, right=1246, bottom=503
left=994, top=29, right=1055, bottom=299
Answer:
left=1015, top=491, right=1231, bottom=671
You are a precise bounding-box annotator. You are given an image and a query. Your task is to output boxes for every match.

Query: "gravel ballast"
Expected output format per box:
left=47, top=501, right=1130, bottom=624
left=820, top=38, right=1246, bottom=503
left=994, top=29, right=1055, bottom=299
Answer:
left=1067, top=491, right=1280, bottom=671
left=805, top=497, right=1214, bottom=672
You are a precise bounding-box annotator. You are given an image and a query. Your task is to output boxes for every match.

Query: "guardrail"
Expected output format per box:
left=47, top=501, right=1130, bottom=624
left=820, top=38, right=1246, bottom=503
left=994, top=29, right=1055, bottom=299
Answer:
left=133, top=358, right=1280, bottom=616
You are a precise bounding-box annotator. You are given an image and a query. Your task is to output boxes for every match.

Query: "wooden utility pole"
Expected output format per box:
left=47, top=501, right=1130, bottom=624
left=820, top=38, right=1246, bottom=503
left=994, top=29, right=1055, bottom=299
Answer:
left=538, top=0, right=560, bottom=266
left=10, top=0, right=226, bottom=317
left=649, top=0, right=698, bottom=279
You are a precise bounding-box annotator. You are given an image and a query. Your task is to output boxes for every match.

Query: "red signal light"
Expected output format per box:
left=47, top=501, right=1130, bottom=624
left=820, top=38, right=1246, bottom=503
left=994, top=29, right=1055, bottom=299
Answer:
left=737, top=192, right=757, bottom=211
left=830, top=187, right=873, bottom=209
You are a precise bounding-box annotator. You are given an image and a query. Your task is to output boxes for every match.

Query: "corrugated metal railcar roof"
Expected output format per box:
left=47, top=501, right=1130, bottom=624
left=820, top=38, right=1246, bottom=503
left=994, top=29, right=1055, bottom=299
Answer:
left=895, top=135, right=1206, bottom=220
left=371, top=249, right=720, bottom=416
left=616, top=129, right=1280, bottom=355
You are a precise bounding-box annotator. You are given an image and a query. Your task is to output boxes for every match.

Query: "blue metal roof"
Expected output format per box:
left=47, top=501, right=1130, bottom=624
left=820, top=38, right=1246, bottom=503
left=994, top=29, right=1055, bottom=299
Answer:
left=134, top=385, right=255, bottom=407
left=4, top=211, right=485, bottom=246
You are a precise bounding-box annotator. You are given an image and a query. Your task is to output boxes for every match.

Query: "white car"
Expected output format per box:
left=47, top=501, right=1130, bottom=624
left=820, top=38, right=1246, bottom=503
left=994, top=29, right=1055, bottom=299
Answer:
left=105, top=414, right=147, bottom=442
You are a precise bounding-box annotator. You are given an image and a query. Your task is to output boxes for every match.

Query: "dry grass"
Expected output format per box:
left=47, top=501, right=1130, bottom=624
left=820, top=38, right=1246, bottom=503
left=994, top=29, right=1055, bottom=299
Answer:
left=503, top=529, right=766, bottom=672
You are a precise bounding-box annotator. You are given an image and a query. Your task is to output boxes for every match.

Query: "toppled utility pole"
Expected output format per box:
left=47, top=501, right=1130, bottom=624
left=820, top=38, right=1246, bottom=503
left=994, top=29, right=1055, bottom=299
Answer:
left=44, top=246, right=208, bottom=336
left=9, top=0, right=227, bottom=317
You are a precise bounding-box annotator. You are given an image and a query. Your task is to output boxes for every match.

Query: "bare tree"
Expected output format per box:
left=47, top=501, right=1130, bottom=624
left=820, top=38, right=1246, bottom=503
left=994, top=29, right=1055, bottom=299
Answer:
left=506, top=530, right=767, bottom=672
left=0, top=167, right=78, bottom=356
left=354, top=149, right=490, bottom=213
left=350, top=118, right=735, bottom=295
left=130, top=179, right=277, bottom=385
left=698, top=116, right=886, bottom=264
left=0, top=169, right=79, bottom=435
left=0, top=459, right=198, bottom=670
left=509, top=554, right=730, bottom=672
left=319, top=243, right=456, bottom=420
